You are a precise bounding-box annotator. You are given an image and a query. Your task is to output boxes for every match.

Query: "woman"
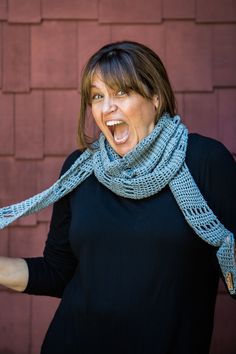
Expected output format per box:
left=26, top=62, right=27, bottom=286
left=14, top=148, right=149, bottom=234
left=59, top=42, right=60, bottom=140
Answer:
left=0, top=41, right=235, bottom=354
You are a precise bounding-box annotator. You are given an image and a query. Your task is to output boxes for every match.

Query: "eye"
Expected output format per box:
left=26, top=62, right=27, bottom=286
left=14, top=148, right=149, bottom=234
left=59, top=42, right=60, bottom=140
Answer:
left=91, top=93, right=103, bottom=101
left=116, top=90, right=127, bottom=97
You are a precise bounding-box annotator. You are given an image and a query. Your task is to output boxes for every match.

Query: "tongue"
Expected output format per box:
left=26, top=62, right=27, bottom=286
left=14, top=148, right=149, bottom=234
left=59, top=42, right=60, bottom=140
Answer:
left=113, top=123, right=129, bottom=144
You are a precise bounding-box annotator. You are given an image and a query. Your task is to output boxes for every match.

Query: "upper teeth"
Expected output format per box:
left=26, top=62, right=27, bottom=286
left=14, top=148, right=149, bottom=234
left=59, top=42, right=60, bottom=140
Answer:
left=106, top=120, right=123, bottom=126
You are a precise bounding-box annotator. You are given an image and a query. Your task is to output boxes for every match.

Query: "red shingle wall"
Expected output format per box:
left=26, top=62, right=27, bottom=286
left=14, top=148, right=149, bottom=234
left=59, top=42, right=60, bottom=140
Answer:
left=0, top=1, right=235, bottom=353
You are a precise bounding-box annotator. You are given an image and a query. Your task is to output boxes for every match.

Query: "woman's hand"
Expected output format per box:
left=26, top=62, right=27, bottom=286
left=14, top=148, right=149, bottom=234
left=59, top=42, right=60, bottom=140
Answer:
left=0, top=257, right=29, bottom=292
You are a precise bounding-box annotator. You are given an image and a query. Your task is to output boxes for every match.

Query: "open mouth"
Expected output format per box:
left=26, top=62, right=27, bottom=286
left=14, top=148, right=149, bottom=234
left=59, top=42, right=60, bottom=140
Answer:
left=106, top=120, right=130, bottom=144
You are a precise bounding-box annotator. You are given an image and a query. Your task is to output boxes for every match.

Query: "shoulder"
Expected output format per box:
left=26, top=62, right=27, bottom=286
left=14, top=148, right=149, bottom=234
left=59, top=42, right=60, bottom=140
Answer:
left=185, top=133, right=236, bottom=196
left=60, top=149, right=84, bottom=176
left=186, top=133, right=235, bottom=168
left=187, top=133, right=230, bottom=156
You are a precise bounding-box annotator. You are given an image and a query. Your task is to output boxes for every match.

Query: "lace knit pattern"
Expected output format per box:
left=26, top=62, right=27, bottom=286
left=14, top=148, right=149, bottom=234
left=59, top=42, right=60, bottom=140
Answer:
left=0, top=114, right=235, bottom=294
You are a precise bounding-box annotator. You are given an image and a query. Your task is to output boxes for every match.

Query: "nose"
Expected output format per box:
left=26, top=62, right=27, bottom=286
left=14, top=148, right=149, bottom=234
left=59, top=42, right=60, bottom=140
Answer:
left=102, top=96, right=117, bottom=115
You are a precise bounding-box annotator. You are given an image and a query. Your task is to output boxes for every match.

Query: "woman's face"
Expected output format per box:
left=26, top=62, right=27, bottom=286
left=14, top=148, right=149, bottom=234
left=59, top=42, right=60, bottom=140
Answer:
left=90, top=73, right=158, bottom=156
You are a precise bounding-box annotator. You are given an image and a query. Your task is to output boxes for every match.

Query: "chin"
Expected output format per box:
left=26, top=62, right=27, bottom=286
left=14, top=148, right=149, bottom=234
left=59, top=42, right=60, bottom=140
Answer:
left=112, top=142, right=137, bottom=157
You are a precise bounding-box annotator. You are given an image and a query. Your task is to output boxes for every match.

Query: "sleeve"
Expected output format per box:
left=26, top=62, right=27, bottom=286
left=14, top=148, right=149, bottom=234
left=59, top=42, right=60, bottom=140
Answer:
left=23, top=150, right=82, bottom=298
left=188, top=135, right=236, bottom=297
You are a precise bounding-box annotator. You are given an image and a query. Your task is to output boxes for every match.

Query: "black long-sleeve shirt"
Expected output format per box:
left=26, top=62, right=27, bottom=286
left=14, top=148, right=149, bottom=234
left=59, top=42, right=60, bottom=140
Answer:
left=24, top=133, right=236, bottom=354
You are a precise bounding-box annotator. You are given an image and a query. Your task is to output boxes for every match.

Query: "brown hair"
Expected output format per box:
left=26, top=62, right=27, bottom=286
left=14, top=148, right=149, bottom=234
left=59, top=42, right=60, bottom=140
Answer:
left=78, top=41, right=176, bottom=149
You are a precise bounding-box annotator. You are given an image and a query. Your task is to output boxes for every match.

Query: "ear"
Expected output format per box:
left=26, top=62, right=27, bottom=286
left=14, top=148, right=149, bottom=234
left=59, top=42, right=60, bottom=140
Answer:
left=152, top=95, right=159, bottom=110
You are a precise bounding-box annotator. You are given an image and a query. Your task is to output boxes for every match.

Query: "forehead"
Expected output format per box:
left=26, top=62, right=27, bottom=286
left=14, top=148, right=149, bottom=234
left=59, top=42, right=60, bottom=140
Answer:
left=86, top=64, right=151, bottom=99
left=90, top=71, right=120, bottom=91
left=90, top=72, right=104, bottom=86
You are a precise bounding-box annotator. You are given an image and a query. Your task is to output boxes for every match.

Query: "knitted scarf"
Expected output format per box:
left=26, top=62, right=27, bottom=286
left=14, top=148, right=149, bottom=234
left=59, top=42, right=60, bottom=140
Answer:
left=0, top=114, right=235, bottom=294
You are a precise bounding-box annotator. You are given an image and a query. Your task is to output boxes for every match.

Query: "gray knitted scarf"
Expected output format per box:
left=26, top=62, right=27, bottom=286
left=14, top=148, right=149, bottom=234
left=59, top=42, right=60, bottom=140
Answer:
left=0, top=114, right=235, bottom=294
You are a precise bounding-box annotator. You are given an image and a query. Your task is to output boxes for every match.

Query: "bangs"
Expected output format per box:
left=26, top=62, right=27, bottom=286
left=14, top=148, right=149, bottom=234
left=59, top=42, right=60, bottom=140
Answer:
left=86, top=51, right=152, bottom=102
